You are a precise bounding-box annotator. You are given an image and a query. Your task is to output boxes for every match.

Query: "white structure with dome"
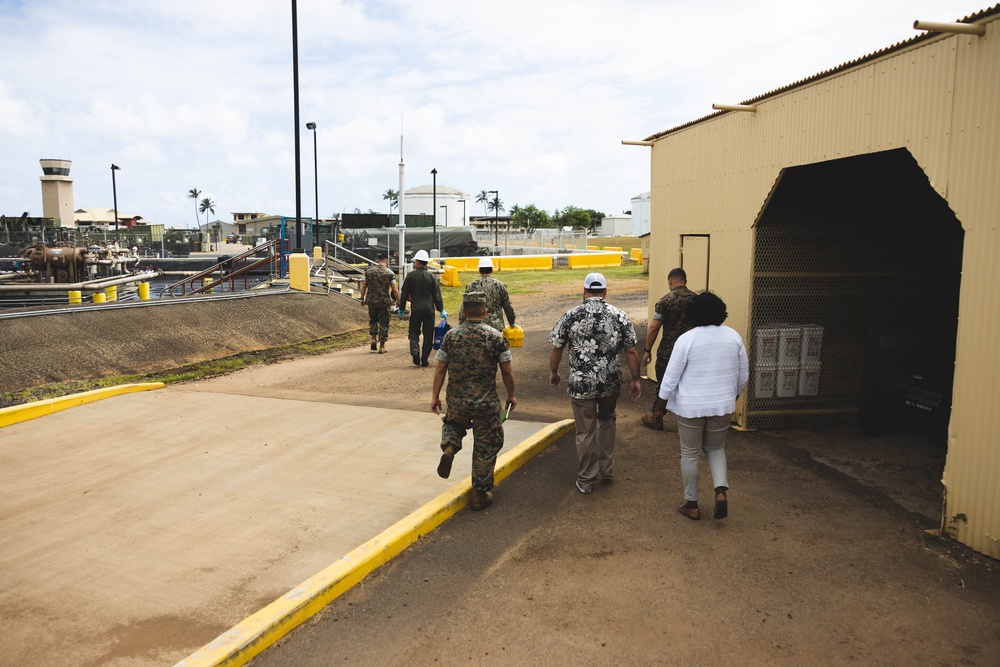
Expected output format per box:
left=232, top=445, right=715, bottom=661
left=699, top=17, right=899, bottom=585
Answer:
left=402, top=184, right=471, bottom=227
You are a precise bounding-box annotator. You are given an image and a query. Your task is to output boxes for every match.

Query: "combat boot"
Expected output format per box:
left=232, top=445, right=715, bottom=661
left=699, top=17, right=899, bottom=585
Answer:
left=437, top=445, right=456, bottom=478
left=470, top=489, right=493, bottom=511
left=370, top=336, right=378, bottom=351
left=378, top=342, right=386, bottom=354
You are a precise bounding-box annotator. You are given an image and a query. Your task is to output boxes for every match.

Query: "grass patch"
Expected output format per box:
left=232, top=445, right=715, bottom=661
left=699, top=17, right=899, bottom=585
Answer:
left=0, top=328, right=379, bottom=409
left=441, top=264, right=647, bottom=314
left=588, top=236, right=642, bottom=250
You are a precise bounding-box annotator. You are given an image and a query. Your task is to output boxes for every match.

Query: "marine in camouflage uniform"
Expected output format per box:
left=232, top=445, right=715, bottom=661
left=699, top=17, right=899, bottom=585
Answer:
left=642, top=267, right=696, bottom=429
left=431, top=292, right=516, bottom=511
left=360, top=256, right=399, bottom=350
left=462, top=264, right=515, bottom=332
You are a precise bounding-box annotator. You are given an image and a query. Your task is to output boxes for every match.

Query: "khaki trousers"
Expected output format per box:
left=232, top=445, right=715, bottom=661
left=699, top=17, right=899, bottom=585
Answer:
left=570, top=394, right=619, bottom=491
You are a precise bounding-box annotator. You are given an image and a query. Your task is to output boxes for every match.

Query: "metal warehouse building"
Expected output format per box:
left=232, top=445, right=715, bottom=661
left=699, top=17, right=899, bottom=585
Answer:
left=641, top=6, right=999, bottom=558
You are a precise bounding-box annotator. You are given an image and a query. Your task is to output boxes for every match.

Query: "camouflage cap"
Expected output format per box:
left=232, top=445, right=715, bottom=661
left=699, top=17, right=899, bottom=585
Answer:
left=463, top=291, right=487, bottom=304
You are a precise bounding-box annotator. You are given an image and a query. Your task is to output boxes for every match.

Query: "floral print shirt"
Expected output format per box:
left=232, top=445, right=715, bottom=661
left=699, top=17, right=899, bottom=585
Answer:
left=549, top=297, right=638, bottom=399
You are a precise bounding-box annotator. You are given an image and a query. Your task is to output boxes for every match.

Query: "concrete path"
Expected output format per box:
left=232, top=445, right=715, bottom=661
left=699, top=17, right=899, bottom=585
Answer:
left=0, top=388, right=550, bottom=667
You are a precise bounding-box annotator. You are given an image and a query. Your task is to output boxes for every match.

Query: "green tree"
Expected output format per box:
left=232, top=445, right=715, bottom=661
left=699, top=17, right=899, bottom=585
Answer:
left=199, top=197, right=216, bottom=226
left=382, top=188, right=398, bottom=211
left=187, top=188, right=201, bottom=228
left=487, top=195, right=504, bottom=219
left=475, top=190, right=491, bottom=216
left=514, top=204, right=551, bottom=230
left=552, top=205, right=591, bottom=230
left=584, top=209, right=606, bottom=232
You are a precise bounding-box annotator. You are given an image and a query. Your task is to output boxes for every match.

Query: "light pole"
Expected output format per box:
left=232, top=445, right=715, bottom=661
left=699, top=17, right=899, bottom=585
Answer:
left=488, top=189, right=499, bottom=250
left=110, top=164, right=121, bottom=243
left=457, top=198, right=466, bottom=226
left=290, top=0, right=303, bottom=253
left=306, top=122, right=318, bottom=237
left=431, top=168, right=437, bottom=254
left=439, top=205, right=447, bottom=250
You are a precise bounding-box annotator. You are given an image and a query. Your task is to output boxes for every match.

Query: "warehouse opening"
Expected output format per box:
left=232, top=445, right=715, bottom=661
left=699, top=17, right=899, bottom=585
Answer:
left=746, top=148, right=963, bottom=443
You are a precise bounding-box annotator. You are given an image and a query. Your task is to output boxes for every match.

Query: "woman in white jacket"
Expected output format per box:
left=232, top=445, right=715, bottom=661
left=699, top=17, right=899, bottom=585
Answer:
left=653, top=292, right=748, bottom=521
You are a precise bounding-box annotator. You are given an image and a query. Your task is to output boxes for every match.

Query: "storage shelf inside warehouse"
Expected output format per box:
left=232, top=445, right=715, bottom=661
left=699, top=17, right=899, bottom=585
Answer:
left=745, top=149, right=963, bottom=432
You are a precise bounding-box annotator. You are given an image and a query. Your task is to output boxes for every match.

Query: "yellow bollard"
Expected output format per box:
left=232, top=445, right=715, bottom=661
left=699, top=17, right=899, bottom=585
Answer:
left=105, top=285, right=118, bottom=302
left=68, top=290, right=82, bottom=304
left=138, top=282, right=150, bottom=301
left=204, top=276, right=214, bottom=294
left=289, top=251, right=311, bottom=291
left=313, top=246, right=323, bottom=262
left=93, top=292, right=106, bottom=304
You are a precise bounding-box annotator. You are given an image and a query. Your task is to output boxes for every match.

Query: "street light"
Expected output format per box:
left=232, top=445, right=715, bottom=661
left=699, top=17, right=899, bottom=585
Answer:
left=110, top=164, right=121, bottom=243
left=488, top=189, right=499, bottom=250
left=290, top=0, right=303, bottom=253
left=306, top=122, right=318, bottom=235
left=431, top=168, right=437, bottom=254
left=457, top=198, right=466, bottom=226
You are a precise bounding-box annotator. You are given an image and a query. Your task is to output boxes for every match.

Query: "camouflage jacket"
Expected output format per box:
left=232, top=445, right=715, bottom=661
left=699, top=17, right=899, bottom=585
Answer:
left=653, top=285, right=695, bottom=359
left=463, top=275, right=515, bottom=332
left=362, top=265, right=397, bottom=306
left=549, top=297, right=638, bottom=400
left=436, top=321, right=512, bottom=414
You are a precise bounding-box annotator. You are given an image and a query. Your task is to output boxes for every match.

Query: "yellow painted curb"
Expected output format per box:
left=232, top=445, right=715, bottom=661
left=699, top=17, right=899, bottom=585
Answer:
left=0, top=383, right=166, bottom=429
left=175, top=418, right=576, bottom=667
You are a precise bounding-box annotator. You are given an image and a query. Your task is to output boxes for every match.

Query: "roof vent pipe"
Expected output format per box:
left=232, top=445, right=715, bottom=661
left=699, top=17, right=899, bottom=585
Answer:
left=712, top=103, right=757, bottom=113
left=621, top=140, right=655, bottom=146
left=913, top=20, right=985, bottom=36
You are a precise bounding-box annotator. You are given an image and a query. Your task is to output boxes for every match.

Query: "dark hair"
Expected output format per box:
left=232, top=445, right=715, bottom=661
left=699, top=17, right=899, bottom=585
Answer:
left=463, top=301, right=486, bottom=317
left=685, top=291, right=727, bottom=326
left=376, top=253, right=388, bottom=260
left=667, top=267, right=687, bottom=281
left=479, top=267, right=493, bottom=274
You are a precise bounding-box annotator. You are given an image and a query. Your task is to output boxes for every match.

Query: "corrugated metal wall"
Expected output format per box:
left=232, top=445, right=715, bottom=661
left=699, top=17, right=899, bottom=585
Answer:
left=647, top=15, right=999, bottom=558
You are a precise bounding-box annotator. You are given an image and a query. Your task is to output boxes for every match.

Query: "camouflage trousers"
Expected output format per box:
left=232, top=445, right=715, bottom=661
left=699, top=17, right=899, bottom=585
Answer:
left=441, top=409, right=505, bottom=492
left=368, top=302, right=391, bottom=343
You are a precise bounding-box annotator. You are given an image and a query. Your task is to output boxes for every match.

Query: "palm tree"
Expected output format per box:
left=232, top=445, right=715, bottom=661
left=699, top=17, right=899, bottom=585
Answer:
left=509, top=204, right=523, bottom=231
left=382, top=188, right=398, bottom=211
left=187, top=188, right=201, bottom=229
left=487, top=195, right=504, bottom=216
left=476, top=190, right=491, bottom=216
left=199, top=197, right=216, bottom=226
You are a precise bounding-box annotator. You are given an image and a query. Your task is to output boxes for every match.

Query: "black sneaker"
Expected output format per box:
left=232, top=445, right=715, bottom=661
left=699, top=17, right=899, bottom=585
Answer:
left=421, top=360, right=430, bottom=367
left=412, top=353, right=420, bottom=366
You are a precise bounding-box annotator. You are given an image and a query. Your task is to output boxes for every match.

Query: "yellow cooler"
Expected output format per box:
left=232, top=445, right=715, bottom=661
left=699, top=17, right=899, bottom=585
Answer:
left=503, top=325, right=524, bottom=348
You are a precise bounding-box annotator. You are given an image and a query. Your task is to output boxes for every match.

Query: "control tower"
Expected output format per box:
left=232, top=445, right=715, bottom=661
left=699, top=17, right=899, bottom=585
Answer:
left=40, top=159, right=75, bottom=228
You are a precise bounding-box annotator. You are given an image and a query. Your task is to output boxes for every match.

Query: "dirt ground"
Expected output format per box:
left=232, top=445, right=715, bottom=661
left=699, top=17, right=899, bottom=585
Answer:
left=177, top=280, right=998, bottom=667
left=6, top=278, right=998, bottom=665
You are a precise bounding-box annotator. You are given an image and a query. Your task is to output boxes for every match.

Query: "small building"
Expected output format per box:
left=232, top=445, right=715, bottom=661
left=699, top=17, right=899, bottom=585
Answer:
left=39, top=159, right=75, bottom=228
left=641, top=7, right=999, bottom=558
left=600, top=213, right=632, bottom=237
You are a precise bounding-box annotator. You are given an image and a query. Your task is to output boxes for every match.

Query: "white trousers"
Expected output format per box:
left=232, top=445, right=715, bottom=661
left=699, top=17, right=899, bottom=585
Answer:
left=677, top=414, right=732, bottom=502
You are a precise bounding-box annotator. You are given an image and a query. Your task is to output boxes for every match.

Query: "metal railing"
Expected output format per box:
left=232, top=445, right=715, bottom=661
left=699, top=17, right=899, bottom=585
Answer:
left=159, top=240, right=280, bottom=297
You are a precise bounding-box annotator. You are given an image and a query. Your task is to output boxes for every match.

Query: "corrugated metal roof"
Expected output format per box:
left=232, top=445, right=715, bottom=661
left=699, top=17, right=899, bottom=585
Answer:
left=645, top=4, right=1000, bottom=142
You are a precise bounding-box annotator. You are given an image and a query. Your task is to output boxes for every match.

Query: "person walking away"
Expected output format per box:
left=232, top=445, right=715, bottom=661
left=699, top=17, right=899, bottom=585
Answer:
left=642, top=267, right=695, bottom=430
left=431, top=292, right=516, bottom=511
left=359, top=253, right=399, bottom=353
left=652, top=291, right=748, bottom=521
left=549, top=273, right=642, bottom=494
left=463, top=257, right=516, bottom=332
left=398, top=249, right=445, bottom=367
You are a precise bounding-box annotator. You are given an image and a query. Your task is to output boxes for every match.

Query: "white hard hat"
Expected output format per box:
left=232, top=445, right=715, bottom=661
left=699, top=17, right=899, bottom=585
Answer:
left=413, top=249, right=430, bottom=262
left=477, top=257, right=494, bottom=270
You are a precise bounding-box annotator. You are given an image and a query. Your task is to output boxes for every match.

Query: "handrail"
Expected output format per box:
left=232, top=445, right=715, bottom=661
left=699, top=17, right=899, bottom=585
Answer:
left=159, top=240, right=280, bottom=297
left=324, top=240, right=377, bottom=266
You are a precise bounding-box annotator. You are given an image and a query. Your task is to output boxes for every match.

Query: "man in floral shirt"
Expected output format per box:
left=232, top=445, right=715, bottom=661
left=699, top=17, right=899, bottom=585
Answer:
left=549, top=273, right=642, bottom=494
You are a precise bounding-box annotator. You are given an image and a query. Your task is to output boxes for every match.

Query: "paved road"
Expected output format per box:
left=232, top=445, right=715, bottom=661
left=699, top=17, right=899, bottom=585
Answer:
left=0, top=389, right=549, bottom=667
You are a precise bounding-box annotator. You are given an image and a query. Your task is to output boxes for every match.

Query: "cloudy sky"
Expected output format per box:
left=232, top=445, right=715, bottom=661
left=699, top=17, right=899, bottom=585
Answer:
left=0, top=0, right=988, bottom=228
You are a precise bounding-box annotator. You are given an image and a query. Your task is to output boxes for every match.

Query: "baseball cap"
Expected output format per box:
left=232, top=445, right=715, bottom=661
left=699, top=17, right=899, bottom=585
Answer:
left=584, top=272, right=606, bottom=290
left=376, top=252, right=388, bottom=260
left=477, top=257, right=494, bottom=270
left=463, top=291, right=487, bottom=304
left=413, top=249, right=430, bottom=262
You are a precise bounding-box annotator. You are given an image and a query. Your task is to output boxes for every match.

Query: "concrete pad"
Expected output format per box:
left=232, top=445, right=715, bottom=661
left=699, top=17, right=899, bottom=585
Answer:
left=0, top=389, right=553, bottom=667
